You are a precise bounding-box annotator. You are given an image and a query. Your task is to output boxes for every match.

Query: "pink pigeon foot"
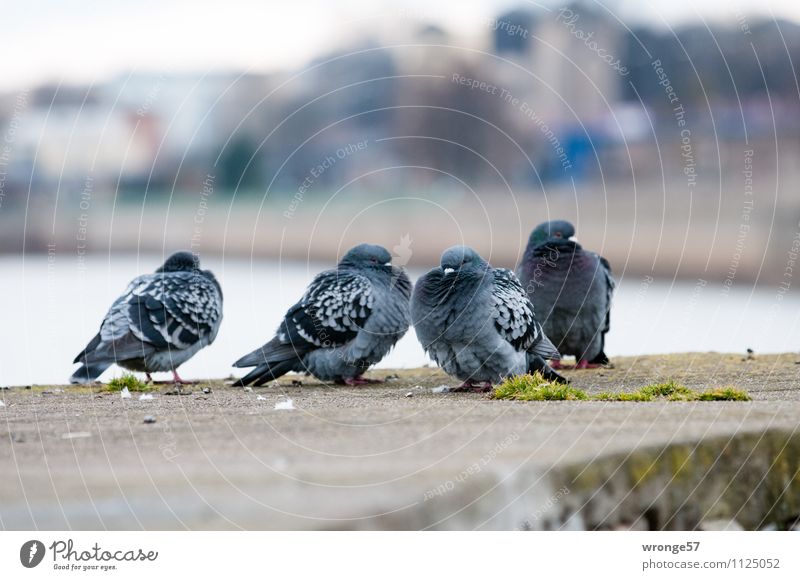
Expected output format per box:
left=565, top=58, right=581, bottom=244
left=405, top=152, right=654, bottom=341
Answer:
left=550, top=360, right=563, bottom=370
left=171, top=370, right=196, bottom=384
left=576, top=359, right=602, bottom=370
left=343, top=376, right=384, bottom=386
left=152, top=372, right=195, bottom=385
left=454, top=381, right=492, bottom=393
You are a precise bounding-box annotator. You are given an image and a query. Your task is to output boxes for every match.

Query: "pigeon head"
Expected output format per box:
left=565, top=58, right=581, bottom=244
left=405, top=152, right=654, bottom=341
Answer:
left=440, top=245, right=488, bottom=275
left=529, top=220, right=576, bottom=247
left=157, top=251, right=199, bottom=273
left=339, top=243, right=393, bottom=270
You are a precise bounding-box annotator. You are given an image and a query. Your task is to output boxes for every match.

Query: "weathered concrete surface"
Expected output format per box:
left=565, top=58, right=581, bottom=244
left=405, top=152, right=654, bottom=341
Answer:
left=1, top=353, right=799, bottom=530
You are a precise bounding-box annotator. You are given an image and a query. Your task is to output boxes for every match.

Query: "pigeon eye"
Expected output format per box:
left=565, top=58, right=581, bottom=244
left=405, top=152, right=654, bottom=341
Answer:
left=370, top=257, right=377, bottom=263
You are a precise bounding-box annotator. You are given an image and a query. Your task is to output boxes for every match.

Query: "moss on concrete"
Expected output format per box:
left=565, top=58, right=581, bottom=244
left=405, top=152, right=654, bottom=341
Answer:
left=560, top=430, right=800, bottom=530
left=491, top=373, right=589, bottom=401
left=104, top=374, right=153, bottom=392
left=494, top=374, right=752, bottom=403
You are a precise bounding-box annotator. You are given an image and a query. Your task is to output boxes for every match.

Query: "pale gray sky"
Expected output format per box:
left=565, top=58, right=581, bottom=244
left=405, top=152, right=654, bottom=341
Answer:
left=3, top=0, right=797, bottom=92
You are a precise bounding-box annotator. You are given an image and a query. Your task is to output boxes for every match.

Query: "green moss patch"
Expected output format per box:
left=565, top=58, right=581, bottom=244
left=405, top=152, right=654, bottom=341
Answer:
left=104, top=374, right=152, bottom=392
left=695, top=387, right=752, bottom=401
left=597, top=380, right=694, bottom=402
left=597, top=381, right=750, bottom=402
left=495, top=376, right=751, bottom=402
left=492, top=373, right=589, bottom=401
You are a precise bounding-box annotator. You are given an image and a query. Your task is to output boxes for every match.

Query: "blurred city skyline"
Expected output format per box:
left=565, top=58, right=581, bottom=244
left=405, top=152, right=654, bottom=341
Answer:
left=5, top=1, right=798, bottom=192
left=4, top=0, right=800, bottom=92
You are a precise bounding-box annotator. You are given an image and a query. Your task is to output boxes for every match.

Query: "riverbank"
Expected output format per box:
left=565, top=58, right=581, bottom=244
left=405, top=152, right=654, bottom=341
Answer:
left=7, top=178, right=800, bottom=283
left=1, top=353, right=799, bottom=530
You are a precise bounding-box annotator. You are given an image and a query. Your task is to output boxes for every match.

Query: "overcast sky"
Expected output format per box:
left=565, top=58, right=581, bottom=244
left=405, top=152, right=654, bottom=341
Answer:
left=3, top=0, right=798, bottom=92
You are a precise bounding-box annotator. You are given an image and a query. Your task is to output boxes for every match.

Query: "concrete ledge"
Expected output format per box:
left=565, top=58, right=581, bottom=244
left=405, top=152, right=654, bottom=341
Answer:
left=1, top=353, right=799, bottom=530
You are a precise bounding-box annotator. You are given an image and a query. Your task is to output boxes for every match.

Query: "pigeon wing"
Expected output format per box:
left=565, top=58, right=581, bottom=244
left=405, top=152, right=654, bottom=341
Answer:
left=81, top=272, right=221, bottom=363
left=129, top=271, right=221, bottom=349
left=491, top=268, right=558, bottom=358
left=490, top=268, right=540, bottom=351
left=75, top=275, right=153, bottom=364
left=277, top=269, right=374, bottom=350
left=599, top=255, right=615, bottom=334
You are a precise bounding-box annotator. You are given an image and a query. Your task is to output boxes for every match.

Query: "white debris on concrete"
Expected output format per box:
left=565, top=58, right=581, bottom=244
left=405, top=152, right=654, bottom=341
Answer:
left=61, top=431, right=92, bottom=440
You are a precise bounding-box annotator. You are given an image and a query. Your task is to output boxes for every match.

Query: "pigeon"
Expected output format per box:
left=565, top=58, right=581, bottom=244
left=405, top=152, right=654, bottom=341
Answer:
left=233, top=243, right=412, bottom=386
left=411, top=245, right=566, bottom=391
left=517, top=220, right=615, bottom=369
left=70, top=251, right=223, bottom=384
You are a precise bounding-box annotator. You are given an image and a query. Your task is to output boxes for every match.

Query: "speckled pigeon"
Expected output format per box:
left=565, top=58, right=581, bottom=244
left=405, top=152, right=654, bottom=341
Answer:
left=233, top=244, right=412, bottom=386
left=517, top=220, right=615, bottom=368
left=411, top=245, right=566, bottom=391
left=70, top=251, right=223, bottom=384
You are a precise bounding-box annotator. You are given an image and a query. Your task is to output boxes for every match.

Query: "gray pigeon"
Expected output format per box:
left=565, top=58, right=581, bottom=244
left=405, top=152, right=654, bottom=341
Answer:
left=411, top=245, right=565, bottom=391
left=70, top=251, right=223, bottom=384
left=233, top=244, right=412, bottom=386
left=517, top=220, right=615, bottom=369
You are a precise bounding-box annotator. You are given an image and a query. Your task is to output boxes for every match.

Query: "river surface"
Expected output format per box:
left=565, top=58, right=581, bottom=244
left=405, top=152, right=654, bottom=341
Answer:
left=1, top=254, right=798, bottom=386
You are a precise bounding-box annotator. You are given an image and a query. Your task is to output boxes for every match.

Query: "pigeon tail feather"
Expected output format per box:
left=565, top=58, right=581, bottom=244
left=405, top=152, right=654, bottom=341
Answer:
left=70, top=362, right=112, bottom=384
left=73, top=333, right=102, bottom=364
left=233, top=359, right=298, bottom=387
left=589, top=349, right=609, bottom=365
left=531, top=333, right=561, bottom=360
left=233, top=337, right=307, bottom=368
left=528, top=355, right=569, bottom=384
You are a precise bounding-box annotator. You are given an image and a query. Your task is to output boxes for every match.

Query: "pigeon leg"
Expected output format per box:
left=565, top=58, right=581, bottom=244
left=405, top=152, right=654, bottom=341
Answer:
left=550, top=360, right=562, bottom=370
left=343, top=375, right=383, bottom=386
left=453, top=381, right=489, bottom=393
left=171, top=370, right=196, bottom=385
left=576, top=359, right=602, bottom=370
left=145, top=373, right=153, bottom=383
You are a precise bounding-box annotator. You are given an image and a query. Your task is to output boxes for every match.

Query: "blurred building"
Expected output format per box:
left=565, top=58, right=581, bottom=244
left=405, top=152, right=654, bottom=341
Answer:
left=0, top=5, right=799, bottom=201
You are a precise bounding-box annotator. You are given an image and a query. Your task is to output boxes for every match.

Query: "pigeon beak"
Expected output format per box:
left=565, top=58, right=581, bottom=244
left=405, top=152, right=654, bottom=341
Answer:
left=443, top=267, right=455, bottom=275
left=383, top=261, right=392, bottom=266
left=568, top=236, right=578, bottom=243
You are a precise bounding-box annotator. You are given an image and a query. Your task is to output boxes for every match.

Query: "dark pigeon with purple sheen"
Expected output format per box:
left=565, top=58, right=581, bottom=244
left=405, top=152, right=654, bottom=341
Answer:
left=517, top=220, right=615, bottom=368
